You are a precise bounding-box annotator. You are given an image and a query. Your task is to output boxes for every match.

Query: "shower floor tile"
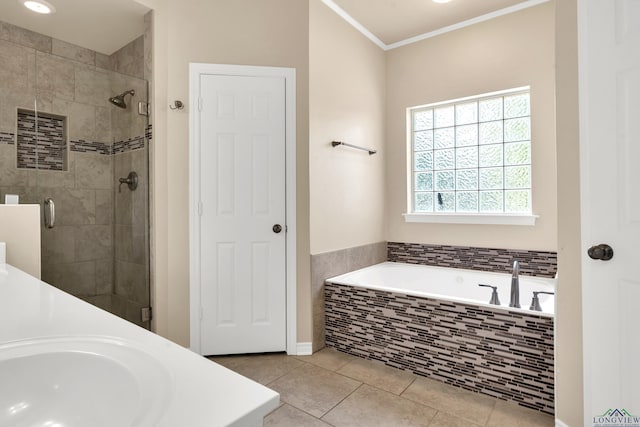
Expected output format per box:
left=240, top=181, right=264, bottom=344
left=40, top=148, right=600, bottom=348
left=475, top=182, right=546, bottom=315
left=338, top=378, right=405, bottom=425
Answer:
left=208, top=348, right=555, bottom=427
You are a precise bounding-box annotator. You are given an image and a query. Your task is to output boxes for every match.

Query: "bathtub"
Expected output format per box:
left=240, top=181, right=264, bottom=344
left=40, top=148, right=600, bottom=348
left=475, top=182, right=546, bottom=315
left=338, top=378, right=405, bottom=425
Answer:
left=326, top=261, right=556, bottom=315
left=324, top=261, right=556, bottom=414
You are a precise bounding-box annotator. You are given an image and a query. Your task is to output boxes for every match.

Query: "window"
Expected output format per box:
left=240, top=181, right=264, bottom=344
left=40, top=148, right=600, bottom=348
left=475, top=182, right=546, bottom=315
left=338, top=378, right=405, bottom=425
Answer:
left=406, top=87, right=535, bottom=225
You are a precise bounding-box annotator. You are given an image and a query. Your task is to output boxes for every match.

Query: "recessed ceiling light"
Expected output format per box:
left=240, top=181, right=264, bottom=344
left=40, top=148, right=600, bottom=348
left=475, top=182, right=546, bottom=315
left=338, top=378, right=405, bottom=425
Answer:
left=432, top=0, right=452, bottom=3
left=19, top=0, right=56, bottom=14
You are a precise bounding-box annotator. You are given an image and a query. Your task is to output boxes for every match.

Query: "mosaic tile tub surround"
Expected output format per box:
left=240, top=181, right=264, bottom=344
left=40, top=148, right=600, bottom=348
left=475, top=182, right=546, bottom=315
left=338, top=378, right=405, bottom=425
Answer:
left=387, top=242, right=557, bottom=278
left=325, top=282, right=555, bottom=414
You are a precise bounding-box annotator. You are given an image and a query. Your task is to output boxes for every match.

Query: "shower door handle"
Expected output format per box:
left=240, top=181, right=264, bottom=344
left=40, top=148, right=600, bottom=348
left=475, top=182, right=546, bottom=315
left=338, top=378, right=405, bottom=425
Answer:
left=44, top=198, right=55, bottom=229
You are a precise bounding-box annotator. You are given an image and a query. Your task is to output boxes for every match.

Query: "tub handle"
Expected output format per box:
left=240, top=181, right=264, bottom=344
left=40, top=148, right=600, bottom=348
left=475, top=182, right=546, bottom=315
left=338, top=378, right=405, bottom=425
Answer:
left=529, top=291, right=555, bottom=312
left=478, top=284, right=501, bottom=305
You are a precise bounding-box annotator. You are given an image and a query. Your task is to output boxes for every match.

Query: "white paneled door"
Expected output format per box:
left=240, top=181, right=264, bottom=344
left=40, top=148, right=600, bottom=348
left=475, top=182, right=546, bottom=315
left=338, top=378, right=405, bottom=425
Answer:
left=579, top=0, right=640, bottom=423
left=195, top=72, right=287, bottom=355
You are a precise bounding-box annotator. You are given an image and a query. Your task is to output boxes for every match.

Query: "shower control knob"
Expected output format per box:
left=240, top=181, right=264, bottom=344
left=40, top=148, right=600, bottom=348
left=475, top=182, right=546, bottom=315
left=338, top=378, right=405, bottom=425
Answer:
left=272, top=224, right=282, bottom=234
left=588, top=244, right=614, bottom=261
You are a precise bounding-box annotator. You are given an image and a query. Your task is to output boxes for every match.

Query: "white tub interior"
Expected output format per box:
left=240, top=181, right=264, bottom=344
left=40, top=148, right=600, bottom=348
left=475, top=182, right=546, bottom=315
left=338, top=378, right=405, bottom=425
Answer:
left=327, top=261, right=555, bottom=317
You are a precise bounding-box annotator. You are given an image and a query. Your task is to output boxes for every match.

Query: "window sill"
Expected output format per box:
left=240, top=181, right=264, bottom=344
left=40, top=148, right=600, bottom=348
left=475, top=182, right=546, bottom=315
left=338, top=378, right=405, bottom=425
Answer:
left=403, top=213, right=538, bottom=226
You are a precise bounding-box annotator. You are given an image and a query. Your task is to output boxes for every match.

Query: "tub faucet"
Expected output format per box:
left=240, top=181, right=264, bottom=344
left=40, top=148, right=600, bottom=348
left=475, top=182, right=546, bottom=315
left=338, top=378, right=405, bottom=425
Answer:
left=509, top=260, right=521, bottom=308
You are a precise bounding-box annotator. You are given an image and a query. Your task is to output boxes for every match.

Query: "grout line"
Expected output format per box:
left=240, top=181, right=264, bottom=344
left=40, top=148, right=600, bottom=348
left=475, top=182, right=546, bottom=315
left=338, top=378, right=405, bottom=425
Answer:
left=399, top=376, right=417, bottom=396
left=330, top=360, right=417, bottom=397
left=482, top=399, right=498, bottom=427
left=277, top=399, right=320, bottom=420
left=319, top=382, right=364, bottom=421
left=264, top=359, right=309, bottom=387
left=424, top=409, right=440, bottom=427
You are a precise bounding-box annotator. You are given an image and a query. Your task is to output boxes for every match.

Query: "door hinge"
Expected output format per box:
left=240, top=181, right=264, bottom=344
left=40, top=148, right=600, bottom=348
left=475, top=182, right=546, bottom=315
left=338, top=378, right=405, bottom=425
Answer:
left=141, top=306, right=152, bottom=322
left=198, top=201, right=203, bottom=216
left=198, top=96, right=203, bottom=112
left=199, top=306, right=204, bottom=321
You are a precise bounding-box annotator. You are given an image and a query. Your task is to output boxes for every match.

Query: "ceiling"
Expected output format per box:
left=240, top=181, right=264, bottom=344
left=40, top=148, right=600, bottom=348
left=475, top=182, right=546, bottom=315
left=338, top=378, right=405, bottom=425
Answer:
left=0, top=0, right=149, bottom=55
left=328, top=0, right=541, bottom=48
left=0, top=0, right=543, bottom=55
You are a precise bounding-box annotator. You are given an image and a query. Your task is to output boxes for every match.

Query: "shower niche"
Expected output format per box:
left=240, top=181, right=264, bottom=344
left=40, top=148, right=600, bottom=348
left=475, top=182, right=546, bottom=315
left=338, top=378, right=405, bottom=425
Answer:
left=16, top=109, right=68, bottom=171
left=0, top=18, right=152, bottom=329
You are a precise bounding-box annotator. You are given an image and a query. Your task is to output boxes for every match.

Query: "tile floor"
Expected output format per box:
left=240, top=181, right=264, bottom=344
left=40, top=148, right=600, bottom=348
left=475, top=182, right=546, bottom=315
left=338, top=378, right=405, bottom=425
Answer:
left=208, top=347, right=555, bottom=427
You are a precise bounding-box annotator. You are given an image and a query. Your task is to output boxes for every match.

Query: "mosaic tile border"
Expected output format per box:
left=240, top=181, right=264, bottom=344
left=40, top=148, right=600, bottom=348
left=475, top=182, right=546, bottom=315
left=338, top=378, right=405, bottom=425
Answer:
left=69, top=126, right=150, bottom=156
left=0, top=131, right=14, bottom=144
left=11, top=118, right=150, bottom=160
left=71, top=131, right=149, bottom=156
left=113, top=135, right=146, bottom=154
left=325, top=282, right=555, bottom=414
left=70, top=139, right=112, bottom=155
left=387, top=242, right=557, bottom=278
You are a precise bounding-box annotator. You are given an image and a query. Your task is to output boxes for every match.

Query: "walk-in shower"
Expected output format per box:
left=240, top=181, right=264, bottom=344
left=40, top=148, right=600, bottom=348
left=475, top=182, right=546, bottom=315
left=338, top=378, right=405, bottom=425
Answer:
left=109, top=89, right=136, bottom=109
left=0, top=18, right=152, bottom=329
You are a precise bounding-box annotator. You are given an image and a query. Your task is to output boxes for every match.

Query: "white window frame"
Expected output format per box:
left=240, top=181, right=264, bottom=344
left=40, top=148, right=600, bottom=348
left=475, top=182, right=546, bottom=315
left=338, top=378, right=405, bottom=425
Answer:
left=404, top=86, right=538, bottom=226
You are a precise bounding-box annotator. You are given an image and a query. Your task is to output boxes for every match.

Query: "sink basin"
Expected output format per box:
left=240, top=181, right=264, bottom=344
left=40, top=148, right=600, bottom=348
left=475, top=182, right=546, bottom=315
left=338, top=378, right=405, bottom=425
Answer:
left=0, top=337, right=172, bottom=427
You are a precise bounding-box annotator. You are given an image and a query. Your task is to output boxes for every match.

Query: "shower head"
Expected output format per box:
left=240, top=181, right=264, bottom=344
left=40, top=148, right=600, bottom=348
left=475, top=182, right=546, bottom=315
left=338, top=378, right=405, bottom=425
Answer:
left=108, top=89, right=135, bottom=109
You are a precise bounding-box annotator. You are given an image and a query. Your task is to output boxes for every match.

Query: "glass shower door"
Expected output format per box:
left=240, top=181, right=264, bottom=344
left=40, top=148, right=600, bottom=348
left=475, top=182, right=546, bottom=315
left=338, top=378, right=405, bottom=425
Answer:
left=111, top=76, right=151, bottom=329
left=28, top=46, right=151, bottom=329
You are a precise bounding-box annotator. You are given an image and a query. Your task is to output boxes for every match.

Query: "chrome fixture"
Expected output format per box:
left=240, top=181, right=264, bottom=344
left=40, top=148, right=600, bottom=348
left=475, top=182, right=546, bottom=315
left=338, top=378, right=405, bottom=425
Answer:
left=478, top=284, right=500, bottom=305
left=509, top=260, right=520, bottom=308
left=43, top=198, right=55, bottom=229
left=529, top=291, right=555, bottom=312
left=118, top=171, right=138, bottom=192
left=109, top=89, right=135, bottom=109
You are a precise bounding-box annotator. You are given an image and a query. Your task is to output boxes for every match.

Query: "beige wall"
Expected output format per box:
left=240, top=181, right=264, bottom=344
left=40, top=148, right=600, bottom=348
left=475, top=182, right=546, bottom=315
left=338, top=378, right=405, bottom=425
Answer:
left=137, top=0, right=311, bottom=346
left=385, top=2, right=557, bottom=252
left=309, top=0, right=386, bottom=255
left=555, top=0, right=583, bottom=424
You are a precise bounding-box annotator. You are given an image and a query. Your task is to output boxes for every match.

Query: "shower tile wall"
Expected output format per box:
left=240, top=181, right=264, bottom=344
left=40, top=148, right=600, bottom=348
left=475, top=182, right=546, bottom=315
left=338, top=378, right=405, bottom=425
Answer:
left=0, top=20, right=150, bottom=327
left=108, top=36, right=144, bottom=79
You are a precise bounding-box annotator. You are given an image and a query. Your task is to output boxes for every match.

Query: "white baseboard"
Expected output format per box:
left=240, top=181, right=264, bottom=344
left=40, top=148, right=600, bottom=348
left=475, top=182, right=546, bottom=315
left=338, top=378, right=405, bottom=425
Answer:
left=295, top=342, right=312, bottom=356
left=555, top=419, right=569, bottom=427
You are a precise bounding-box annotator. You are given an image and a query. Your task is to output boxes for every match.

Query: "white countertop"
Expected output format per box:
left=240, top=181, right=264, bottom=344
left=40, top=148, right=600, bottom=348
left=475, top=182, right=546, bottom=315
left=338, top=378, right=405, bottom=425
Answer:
left=0, top=262, right=279, bottom=426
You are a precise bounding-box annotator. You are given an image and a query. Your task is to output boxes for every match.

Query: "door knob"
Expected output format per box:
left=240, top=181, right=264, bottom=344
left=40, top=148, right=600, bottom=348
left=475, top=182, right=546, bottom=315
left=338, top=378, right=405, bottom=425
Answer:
left=272, top=224, right=282, bottom=234
left=588, top=244, right=614, bottom=261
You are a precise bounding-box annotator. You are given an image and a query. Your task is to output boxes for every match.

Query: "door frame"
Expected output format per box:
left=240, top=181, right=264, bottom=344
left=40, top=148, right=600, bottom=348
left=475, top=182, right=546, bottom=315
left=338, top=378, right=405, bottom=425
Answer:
left=188, top=63, right=297, bottom=355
